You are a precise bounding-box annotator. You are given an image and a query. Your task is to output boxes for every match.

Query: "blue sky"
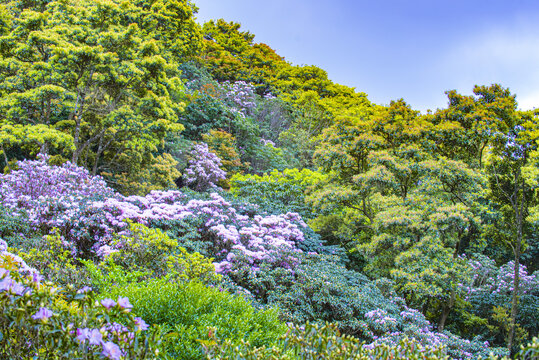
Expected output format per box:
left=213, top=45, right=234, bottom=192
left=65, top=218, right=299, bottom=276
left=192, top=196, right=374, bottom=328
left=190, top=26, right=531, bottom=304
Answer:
left=192, top=0, right=539, bottom=113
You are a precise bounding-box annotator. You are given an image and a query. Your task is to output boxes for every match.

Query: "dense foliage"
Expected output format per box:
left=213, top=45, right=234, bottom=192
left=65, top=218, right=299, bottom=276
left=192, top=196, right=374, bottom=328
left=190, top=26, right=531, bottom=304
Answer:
left=0, top=0, right=538, bottom=358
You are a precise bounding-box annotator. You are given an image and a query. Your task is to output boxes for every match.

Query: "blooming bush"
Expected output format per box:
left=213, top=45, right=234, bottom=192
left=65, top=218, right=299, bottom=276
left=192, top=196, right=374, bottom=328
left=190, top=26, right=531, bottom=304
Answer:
left=463, top=255, right=539, bottom=348
left=221, top=251, right=508, bottom=359
left=0, top=155, right=115, bottom=228
left=220, top=81, right=257, bottom=117
left=0, top=239, right=161, bottom=359
left=184, top=143, right=227, bottom=191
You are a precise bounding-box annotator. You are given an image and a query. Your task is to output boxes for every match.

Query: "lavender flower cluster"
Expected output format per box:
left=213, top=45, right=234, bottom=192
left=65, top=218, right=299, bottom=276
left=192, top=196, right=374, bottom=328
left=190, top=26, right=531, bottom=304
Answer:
left=0, top=155, right=116, bottom=231
left=90, top=191, right=306, bottom=274
left=465, top=255, right=538, bottom=297
left=220, top=81, right=257, bottom=117
left=260, top=138, right=276, bottom=147
left=0, top=239, right=40, bottom=295
left=0, top=157, right=306, bottom=273
left=364, top=304, right=506, bottom=359
left=184, top=142, right=227, bottom=191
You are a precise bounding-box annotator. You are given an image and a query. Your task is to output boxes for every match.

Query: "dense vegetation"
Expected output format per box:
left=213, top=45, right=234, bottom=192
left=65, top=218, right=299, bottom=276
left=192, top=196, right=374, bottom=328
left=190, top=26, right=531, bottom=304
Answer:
left=0, top=0, right=537, bottom=359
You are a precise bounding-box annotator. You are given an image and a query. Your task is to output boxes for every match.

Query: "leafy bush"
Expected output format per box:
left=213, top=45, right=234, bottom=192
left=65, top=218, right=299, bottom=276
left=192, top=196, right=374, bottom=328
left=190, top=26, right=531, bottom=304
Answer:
left=102, top=278, right=286, bottom=359
left=105, top=221, right=219, bottom=284
left=0, top=239, right=162, bottom=359
left=464, top=255, right=539, bottom=349
left=202, top=322, right=450, bottom=360
left=230, top=168, right=328, bottom=219
left=224, top=252, right=507, bottom=359
left=0, top=204, right=33, bottom=244
left=16, top=231, right=90, bottom=288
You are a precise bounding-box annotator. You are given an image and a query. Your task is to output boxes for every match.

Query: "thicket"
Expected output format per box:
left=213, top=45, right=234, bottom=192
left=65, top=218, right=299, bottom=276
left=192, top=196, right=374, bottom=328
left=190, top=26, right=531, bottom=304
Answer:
left=0, top=0, right=538, bottom=358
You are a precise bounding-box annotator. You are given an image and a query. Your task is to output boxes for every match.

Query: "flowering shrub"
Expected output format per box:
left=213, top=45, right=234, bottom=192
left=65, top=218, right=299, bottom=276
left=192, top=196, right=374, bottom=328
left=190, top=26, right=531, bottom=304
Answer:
left=464, top=255, right=539, bottom=348
left=0, top=239, right=161, bottom=359
left=68, top=190, right=307, bottom=277
left=0, top=155, right=115, bottom=228
left=222, top=251, right=508, bottom=359
left=0, top=155, right=118, bottom=255
left=220, top=81, right=257, bottom=117
left=364, top=304, right=508, bottom=359
left=184, top=143, right=227, bottom=191
left=466, top=256, right=538, bottom=296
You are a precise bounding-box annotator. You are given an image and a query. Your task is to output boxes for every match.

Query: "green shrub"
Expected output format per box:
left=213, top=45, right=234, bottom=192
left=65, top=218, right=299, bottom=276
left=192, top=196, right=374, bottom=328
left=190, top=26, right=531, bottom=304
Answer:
left=16, top=230, right=90, bottom=288
left=0, top=204, right=33, bottom=244
left=0, top=246, right=163, bottom=359
left=102, top=278, right=287, bottom=359
left=88, top=221, right=220, bottom=287
left=202, top=322, right=449, bottom=360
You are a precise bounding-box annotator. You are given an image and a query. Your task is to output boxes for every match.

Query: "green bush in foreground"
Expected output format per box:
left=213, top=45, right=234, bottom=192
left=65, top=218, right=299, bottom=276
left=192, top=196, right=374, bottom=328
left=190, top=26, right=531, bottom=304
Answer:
left=102, top=278, right=287, bottom=359
left=0, top=246, right=163, bottom=359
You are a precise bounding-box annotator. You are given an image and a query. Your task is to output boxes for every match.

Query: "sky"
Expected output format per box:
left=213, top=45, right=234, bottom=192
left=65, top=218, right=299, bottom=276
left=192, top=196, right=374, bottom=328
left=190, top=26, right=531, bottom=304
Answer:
left=192, top=0, right=539, bottom=113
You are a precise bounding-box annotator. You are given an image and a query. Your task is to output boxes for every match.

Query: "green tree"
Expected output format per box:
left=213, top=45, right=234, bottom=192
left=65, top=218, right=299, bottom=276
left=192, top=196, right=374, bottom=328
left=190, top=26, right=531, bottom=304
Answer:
left=486, top=110, right=539, bottom=352
left=0, top=0, right=202, bottom=192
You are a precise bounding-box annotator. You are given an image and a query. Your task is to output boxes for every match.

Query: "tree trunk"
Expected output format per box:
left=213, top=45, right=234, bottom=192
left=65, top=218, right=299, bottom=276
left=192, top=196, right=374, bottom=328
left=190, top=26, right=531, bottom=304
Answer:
left=438, top=287, right=456, bottom=332
left=1, top=144, right=10, bottom=172
left=507, top=175, right=524, bottom=354
left=71, top=114, right=82, bottom=164
left=507, top=228, right=522, bottom=354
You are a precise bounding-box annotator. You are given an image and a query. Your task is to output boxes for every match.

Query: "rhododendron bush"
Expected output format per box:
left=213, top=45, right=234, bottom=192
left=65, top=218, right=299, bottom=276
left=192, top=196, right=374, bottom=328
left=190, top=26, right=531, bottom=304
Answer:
left=0, top=157, right=306, bottom=273
left=0, top=239, right=161, bottom=359
left=184, top=142, right=227, bottom=191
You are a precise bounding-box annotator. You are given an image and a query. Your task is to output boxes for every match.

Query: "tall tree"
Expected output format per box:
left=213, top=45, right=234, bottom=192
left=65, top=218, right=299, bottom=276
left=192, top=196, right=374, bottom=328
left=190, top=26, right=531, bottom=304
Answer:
left=486, top=110, right=538, bottom=352
left=0, top=0, right=202, bottom=192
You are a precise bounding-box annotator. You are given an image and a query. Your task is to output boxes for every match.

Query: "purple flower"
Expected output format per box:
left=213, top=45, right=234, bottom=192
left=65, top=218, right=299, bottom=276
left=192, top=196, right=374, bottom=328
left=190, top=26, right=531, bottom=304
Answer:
left=31, top=272, right=42, bottom=284
left=101, top=341, right=123, bottom=360
left=101, top=298, right=116, bottom=309
left=134, top=317, right=149, bottom=331
left=88, top=329, right=103, bottom=345
left=0, top=276, right=13, bottom=292
left=32, top=307, right=53, bottom=321
left=76, top=328, right=90, bottom=343
left=117, top=296, right=132, bottom=311
left=77, top=286, right=92, bottom=294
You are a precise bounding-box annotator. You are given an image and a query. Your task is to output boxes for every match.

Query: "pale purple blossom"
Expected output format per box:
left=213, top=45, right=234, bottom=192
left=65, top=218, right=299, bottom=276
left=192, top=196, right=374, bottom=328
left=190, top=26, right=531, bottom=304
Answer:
left=76, top=328, right=91, bottom=343
left=184, top=143, right=226, bottom=191
left=134, top=317, right=149, bottom=331
left=117, top=297, right=132, bottom=311
left=88, top=329, right=103, bottom=345
left=32, top=307, right=53, bottom=321
left=101, top=298, right=116, bottom=309
left=101, top=341, right=122, bottom=360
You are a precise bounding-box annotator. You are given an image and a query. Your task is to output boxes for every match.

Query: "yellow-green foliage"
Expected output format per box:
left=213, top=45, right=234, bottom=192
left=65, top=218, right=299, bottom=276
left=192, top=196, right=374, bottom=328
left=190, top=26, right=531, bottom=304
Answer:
left=489, top=306, right=529, bottom=348
left=109, top=153, right=182, bottom=196
left=231, top=168, right=328, bottom=195
left=16, top=231, right=88, bottom=288
left=109, top=221, right=220, bottom=284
